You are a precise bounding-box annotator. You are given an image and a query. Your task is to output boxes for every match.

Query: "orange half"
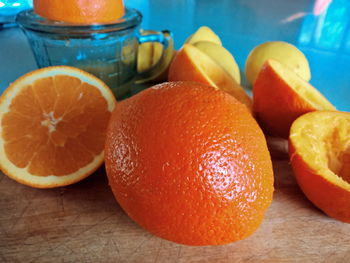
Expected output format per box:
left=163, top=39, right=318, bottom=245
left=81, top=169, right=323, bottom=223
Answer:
left=0, top=66, right=117, bottom=188
left=34, top=0, right=125, bottom=24
left=289, top=111, right=350, bottom=222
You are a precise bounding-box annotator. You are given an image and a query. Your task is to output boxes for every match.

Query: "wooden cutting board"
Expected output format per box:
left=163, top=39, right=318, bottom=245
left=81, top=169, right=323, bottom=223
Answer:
left=1, top=158, right=350, bottom=262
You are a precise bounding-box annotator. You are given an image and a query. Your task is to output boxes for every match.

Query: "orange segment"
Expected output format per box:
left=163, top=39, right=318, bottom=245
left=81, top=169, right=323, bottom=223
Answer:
left=8, top=84, right=42, bottom=116
left=33, top=0, right=125, bottom=24
left=0, top=66, right=117, bottom=188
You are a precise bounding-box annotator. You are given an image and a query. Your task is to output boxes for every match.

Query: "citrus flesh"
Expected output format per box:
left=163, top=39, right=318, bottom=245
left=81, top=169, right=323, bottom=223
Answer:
left=105, top=81, right=274, bottom=246
left=290, top=111, right=350, bottom=187
left=0, top=66, right=116, bottom=188
left=289, top=111, right=350, bottom=223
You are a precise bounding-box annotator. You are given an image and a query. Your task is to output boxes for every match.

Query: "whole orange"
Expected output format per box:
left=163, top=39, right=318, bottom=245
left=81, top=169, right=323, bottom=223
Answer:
left=104, top=81, right=274, bottom=246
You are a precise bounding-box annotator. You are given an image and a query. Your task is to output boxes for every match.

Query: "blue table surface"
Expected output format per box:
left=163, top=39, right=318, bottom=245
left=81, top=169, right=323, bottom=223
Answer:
left=0, top=0, right=349, bottom=111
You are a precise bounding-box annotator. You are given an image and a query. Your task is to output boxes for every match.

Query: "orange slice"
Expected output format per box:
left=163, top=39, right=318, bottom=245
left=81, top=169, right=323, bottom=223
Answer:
left=33, top=0, right=125, bottom=24
left=0, top=66, right=117, bottom=188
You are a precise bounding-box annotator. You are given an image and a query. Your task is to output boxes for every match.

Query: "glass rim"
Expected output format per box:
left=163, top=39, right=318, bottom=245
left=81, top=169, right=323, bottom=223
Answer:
left=16, top=7, right=142, bottom=34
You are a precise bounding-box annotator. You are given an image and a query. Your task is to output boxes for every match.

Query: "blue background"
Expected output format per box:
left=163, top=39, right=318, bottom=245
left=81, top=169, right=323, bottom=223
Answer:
left=0, top=0, right=349, bottom=111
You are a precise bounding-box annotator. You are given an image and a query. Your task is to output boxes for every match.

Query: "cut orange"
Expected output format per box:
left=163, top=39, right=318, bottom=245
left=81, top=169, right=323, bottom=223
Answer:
left=0, top=66, right=117, bottom=188
left=33, top=0, right=125, bottom=24
left=289, top=111, right=350, bottom=223
left=168, top=44, right=252, bottom=110
left=253, top=59, right=335, bottom=138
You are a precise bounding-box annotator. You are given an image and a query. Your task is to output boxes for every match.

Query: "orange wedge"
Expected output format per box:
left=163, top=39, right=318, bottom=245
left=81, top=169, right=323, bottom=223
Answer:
left=0, top=66, right=117, bottom=188
left=253, top=59, right=335, bottom=138
left=168, top=44, right=252, bottom=109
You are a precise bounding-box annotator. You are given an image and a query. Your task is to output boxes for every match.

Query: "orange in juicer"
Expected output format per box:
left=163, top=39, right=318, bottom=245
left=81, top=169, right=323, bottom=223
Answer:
left=33, top=0, right=125, bottom=24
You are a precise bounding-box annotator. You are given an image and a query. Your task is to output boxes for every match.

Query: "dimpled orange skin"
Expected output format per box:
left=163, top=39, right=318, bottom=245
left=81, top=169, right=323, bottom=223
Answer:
left=104, top=81, right=274, bottom=246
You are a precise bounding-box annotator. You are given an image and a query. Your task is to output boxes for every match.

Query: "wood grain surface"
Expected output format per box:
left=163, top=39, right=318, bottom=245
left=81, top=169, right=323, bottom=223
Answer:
left=1, top=158, right=350, bottom=263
